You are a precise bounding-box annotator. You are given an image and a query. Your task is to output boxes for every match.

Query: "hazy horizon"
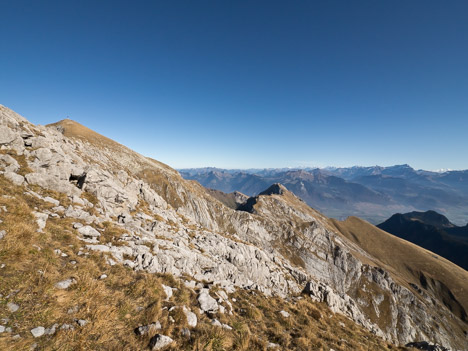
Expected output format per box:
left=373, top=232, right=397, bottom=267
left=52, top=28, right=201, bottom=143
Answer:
left=176, top=164, right=466, bottom=173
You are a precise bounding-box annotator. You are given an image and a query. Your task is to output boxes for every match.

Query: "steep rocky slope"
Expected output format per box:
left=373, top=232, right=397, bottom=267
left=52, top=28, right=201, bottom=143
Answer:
left=0, top=105, right=467, bottom=350
left=0, top=174, right=394, bottom=351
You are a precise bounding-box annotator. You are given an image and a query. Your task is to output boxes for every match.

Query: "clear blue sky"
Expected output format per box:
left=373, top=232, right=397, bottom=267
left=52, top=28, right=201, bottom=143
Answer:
left=1, top=1, right=467, bottom=170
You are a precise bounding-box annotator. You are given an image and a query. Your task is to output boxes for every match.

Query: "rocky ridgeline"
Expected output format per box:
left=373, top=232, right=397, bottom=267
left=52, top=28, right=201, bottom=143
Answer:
left=0, top=105, right=466, bottom=350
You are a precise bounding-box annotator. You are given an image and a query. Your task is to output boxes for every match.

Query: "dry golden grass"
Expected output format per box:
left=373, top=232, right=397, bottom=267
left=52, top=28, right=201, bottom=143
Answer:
left=0, top=174, right=408, bottom=350
left=331, top=217, right=468, bottom=313
left=137, top=169, right=185, bottom=210
left=47, top=119, right=175, bottom=176
left=47, top=119, right=128, bottom=153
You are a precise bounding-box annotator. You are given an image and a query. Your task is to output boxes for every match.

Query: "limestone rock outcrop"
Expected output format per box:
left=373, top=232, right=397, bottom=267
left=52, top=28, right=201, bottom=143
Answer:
left=0, top=104, right=466, bottom=349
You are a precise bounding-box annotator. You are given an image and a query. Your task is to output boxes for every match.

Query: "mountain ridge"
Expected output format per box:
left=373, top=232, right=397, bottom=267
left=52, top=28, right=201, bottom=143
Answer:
left=180, top=166, right=468, bottom=225
left=0, top=104, right=467, bottom=349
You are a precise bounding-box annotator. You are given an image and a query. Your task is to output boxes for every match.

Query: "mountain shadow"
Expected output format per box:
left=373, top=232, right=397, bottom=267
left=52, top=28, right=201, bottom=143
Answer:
left=377, top=210, right=468, bottom=270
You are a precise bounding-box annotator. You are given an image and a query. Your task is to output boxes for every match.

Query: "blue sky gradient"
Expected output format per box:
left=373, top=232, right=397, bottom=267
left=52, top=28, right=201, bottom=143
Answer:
left=1, top=0, right=467, bottom=169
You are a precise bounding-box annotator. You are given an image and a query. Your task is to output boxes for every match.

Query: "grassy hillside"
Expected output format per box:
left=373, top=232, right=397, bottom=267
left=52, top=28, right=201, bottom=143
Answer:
left=0, top=166, right=402, bottom=350
left=331, top=216, right=468, bottom=327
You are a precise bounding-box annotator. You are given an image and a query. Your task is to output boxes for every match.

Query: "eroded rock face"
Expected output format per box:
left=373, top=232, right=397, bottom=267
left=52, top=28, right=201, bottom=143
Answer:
left=0, top=104, right=466, bottom=349
left=0, top=126, right=17, bottom=145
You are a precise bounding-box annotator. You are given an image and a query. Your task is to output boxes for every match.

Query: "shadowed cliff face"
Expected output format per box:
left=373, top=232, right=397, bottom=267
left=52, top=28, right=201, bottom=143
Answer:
left=1, top=104, right=467, bottom=349
left=377, top=210, right=468, bottom=270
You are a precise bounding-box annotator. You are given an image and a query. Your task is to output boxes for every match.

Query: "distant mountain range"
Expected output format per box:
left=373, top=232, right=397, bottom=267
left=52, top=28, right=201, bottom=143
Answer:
left=179, top=165, right=468, bottom=225
left=377, top=210, right=468, bottom=270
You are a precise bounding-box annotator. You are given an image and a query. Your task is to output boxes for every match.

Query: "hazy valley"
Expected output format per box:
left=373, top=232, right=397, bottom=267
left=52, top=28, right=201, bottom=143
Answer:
left=180, top=167, right=468, bottom=226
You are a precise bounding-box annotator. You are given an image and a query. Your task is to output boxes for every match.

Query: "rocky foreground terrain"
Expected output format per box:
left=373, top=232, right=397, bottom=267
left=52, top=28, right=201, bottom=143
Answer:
left=0, top=104, right=467, bottom=350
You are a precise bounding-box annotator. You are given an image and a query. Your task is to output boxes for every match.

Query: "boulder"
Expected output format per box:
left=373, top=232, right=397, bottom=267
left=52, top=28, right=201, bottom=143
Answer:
left=55, top=278, right=76, bottom=290
left=43, top=196, right=60, bottom=206
left=0, top=154, right=20, bottom=172
left=4, top=172, right=24, bottom=186
left=134, top=321, right=161, bottom=335
left=78, top=226, right=101, bottom=238
left=198, top=289, right=218, bottom=313
left=7, top=302, right=19, bottom=312
left=162, top=284, right=173, bottom=300
left=33, top=212, right=48, bottom=232
left=30, top=327, right=45, bottom=338
left=45, top=324, right=59, bottom=335
left=148, top=334, right=174, bottom=350
left=0, top=126, right=16, bottom=145
left=211, top=319, right=232, bottom=330
left=25, top=172, right=80, bottom=196
left=182, top=306, right=197, bottom=328
left=76, top=319, right=87, bottom=327
left=279, top=310, right=290, bottom=318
